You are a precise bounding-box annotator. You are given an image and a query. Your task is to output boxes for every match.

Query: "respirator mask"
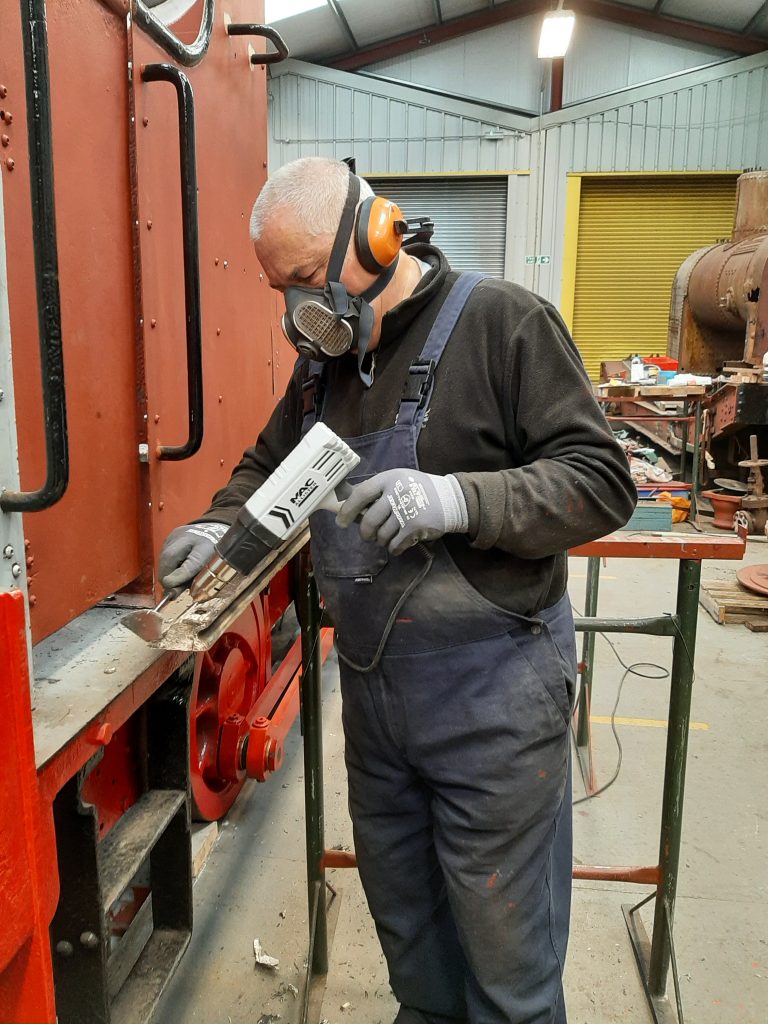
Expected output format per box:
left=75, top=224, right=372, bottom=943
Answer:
left=281, top=170, right=432, bottom=386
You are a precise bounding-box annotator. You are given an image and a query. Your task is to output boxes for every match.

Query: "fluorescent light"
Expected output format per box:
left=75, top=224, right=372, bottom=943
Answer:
left=538, top=10, right=575, bottom=59
left=265, top=0, right=326, bottom=22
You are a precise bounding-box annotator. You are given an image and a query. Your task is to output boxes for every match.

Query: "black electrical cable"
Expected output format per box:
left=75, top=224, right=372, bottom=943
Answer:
left=569, top=601, right=698, bottom=806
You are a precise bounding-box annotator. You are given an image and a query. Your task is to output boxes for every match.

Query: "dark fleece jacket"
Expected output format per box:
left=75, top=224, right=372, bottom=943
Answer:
left=197, top=245, right=636, bottom=616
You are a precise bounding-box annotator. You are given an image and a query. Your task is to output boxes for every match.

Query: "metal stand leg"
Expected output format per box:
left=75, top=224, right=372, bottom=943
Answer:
left=299, top=556, right=327, bottom=978
left=649, top=558, right=700, bottom=994
left=690, top=402, right=702, bottom=521
left=574, top=555, right=600, bottom=793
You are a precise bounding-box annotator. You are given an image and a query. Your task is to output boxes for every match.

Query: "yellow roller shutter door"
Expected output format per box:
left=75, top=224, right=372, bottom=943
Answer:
left=571, top=176, right=737, bottom=379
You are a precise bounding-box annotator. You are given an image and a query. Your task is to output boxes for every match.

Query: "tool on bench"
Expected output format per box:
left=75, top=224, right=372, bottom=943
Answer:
left=122, top=423, right=361, bottom=642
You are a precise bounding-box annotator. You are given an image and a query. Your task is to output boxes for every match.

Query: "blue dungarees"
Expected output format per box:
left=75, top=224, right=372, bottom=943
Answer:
left=305, top=273, right=574, bottom=1024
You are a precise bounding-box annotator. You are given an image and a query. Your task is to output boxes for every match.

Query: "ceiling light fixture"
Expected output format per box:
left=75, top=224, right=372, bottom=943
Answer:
left=538, top=5, right=576, bottom=59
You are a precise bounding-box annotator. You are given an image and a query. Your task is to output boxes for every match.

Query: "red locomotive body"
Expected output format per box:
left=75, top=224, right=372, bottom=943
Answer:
left=0, top=2, right=297, bottom=1019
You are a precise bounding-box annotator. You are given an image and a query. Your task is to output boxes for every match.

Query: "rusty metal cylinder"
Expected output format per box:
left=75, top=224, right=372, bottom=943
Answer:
left=686, top=235, right=768, bottom=331
left=733, top=171, right=768, bottom=241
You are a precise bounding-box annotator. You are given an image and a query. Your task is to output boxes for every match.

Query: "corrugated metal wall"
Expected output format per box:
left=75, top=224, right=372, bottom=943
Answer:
left=269, top=60, right=531, bottom=173
left=529, top=52, right=768, bottom=301
left=269, top=50, right=768, bottom=299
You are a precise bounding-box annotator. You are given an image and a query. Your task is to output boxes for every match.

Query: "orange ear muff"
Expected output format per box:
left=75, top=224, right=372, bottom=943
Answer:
left=356, top=195, right=406, bottom=274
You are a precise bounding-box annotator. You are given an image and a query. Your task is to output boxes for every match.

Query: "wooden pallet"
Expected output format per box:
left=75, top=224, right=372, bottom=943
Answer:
left=699, top=578, right=768, bottom=627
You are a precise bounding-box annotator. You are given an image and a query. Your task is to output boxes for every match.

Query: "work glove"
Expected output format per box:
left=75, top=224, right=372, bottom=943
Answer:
left=336, top=469, right=468, bottom=556
left=158, top=522, right=229, bottom=591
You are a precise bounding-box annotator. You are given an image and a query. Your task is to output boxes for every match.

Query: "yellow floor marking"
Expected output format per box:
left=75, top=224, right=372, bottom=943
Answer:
left=590, top=715, right=709, bottom=731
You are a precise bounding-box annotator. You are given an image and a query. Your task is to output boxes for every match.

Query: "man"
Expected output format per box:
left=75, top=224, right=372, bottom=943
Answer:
left=160, top=157, right=636, bottom=1023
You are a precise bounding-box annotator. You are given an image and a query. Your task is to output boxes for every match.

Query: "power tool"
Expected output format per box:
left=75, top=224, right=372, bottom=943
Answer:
left=122, top=423, right=360, bottom=642
left=189, top=422, right=360, bottom=602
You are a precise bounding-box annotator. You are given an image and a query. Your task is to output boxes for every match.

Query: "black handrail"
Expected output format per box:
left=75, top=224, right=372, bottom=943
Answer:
left=226, top=23, right=289, bottom=65
left=134, top=0, right=215, bottom=68
left=1, top=0, right=69, bottom=513
left=142, top=64, right=204, bottom=461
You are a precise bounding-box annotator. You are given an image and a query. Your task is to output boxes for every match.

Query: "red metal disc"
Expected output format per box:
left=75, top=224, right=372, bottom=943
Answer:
left=190, top=599, right=269, bottom=821
left=737, top=564, right=768, bottom=597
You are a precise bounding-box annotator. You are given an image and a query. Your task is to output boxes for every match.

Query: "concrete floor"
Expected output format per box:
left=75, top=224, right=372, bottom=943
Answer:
left=157, top=541, right=768, bottom=1024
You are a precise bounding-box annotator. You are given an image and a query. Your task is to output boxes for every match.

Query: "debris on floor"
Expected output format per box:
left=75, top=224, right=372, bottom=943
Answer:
left=253, top=938, right=280, bottom=970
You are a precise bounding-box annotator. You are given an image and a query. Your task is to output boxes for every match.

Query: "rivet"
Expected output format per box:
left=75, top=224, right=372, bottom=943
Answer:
left=218, top=395, right=223, bottom=403
left=215, top=257, right=220, bottom=265
left=259, top=272, right=264, bottom=281
left=530, top=624, right=542, bottom=636
left=0, top=86, right=7, bottom=99
left=0, top=389, right=4, bottom=401
left=154, top=414, right=160, bottom=423
left=56, top=940, right=74, bottom=957
left=150, top=318, right=157, bottom=328
left=142, top=116, right=149, bottom=126
left=158, top=501, right=164, bottom=510
left=29, top=595, right=37, bottom=607
left=0, top=111, right=12, bottom=125
left=216, top=327, right=221, bottom=336
left=79, top=932, right=99, bottom=950
left=1, top=135, right=9, bottom=148
left=2, top=545, right=13, bottom=559
left=146, top=219, right=152, bottom=229
left=263, top=160, right=267, bottom=168
left=11, top=563, right=22, bottom=578
left=223, top=260, right=228, bottom=268
left=219, top=458, right=225, bottom=466
left=5, top=158, right=14, bottom=171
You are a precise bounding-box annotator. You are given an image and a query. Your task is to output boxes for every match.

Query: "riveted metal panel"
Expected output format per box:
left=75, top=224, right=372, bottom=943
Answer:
left=133, top=0, right=285, bottom=603
left=1, top=0, right=143, bottom=641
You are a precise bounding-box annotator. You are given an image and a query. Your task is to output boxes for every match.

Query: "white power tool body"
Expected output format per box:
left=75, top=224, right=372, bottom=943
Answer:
left=190, top=422, right=360, bottom=602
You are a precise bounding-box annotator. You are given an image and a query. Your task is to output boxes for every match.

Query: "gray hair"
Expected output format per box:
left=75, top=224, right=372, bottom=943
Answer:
left=249, top=157, right=374, bottom=241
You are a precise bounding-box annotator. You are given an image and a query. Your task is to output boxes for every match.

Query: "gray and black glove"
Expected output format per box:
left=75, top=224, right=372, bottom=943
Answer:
left=336, top=469, right=468, bottom=556
left=158, top=522, right=229, bottom=591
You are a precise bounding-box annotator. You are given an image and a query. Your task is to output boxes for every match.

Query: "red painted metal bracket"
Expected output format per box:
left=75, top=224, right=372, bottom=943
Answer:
left=0, top=592, right=58, bottom=1023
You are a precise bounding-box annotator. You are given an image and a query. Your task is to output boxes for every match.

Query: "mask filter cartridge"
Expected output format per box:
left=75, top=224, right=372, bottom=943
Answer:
left=288, top=300, right=354, bottom=357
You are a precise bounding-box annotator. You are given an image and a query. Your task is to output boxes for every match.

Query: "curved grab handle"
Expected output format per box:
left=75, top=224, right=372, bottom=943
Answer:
left=226, top=23, right=289, bottom=65
left=141, top=64, right=204, bottom=462
left=134, top=0, right=214, bottom=68
left=2, top=0, right=69, bottom=513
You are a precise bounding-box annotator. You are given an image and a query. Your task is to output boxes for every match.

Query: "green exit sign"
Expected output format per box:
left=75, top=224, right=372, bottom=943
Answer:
left=525, top=255, right=551, bottom=265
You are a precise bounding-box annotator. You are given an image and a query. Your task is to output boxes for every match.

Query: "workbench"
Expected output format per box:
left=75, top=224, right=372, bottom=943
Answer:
left=295, top=529, right=745, bottom=1024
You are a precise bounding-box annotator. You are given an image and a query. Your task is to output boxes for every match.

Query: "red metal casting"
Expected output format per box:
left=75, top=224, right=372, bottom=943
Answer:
left=190, top=597, right=269, bottom=821
left=244, top=628, right=336, bottom=783
left=0, top=592, right=58, bottom=1023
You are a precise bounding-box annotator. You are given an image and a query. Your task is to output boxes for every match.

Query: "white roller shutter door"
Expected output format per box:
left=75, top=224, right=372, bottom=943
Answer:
left=365, top=176, right=508, bottom=278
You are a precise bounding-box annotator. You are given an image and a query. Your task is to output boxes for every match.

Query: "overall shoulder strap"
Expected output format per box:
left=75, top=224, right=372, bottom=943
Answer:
left=300, top=358, right=328, bottom=436
left=397, top=272, right=486, bottom=430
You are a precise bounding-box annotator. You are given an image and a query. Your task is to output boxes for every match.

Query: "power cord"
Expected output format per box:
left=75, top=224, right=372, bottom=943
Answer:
left=570, top=603, right=696, bottom=806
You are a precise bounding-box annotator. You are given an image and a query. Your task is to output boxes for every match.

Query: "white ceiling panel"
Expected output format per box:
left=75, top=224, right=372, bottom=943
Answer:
left=661, top=0, right=764, bottom=32
left=340, top=0, right=435, bottom=47
left=271, top=5, right=349, bottom=60
left=438, top=0, right=489, bottom=18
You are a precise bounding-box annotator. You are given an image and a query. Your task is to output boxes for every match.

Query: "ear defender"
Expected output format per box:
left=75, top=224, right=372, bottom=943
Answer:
left=355, top=195, right=407, bottom=274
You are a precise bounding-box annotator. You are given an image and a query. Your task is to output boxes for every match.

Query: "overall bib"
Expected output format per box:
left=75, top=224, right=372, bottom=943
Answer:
left=305, top=273, right=574, bottom=1024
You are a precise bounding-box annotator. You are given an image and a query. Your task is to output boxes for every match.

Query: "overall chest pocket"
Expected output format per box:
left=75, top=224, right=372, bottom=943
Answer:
left=309, top=487, right=389, bottom=581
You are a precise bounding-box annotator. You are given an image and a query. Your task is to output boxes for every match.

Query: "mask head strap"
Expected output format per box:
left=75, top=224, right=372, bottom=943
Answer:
left=326, top=171, right=360, bottom=282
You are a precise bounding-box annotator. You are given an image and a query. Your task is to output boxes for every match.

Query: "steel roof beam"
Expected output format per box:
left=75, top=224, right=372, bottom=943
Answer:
left=328, top=0, right=358, bottom=52
left=744, top=0, right=768, bottom=34
left=328, top=0, right=767, bottom=70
